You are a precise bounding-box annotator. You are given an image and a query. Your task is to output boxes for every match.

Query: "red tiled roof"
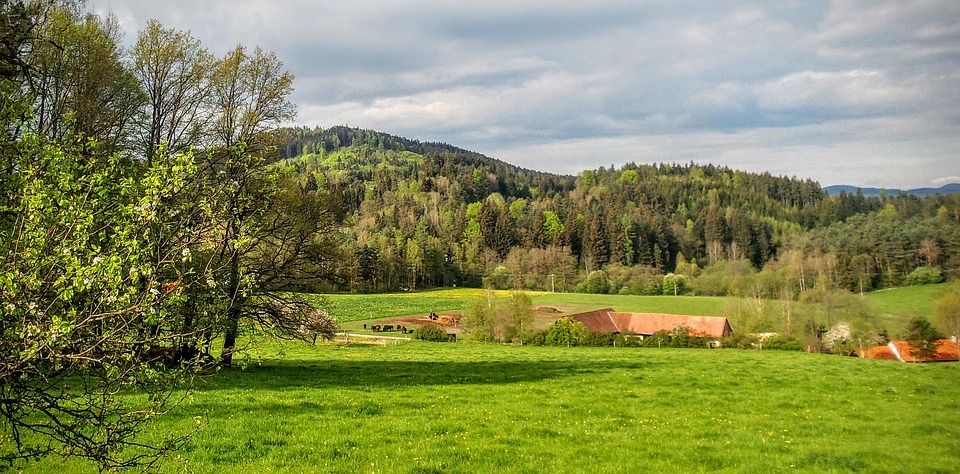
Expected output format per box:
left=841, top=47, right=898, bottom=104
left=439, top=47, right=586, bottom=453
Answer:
left=866, top=340, right=960, bottom=362
left=567, top=308, right=619, bottom=332
left=570, top=309, right=732, bottom=339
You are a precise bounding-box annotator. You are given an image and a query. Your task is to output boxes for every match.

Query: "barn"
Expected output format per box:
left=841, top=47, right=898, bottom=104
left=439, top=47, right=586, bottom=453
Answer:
left=569, top=308, right=732, bottom=339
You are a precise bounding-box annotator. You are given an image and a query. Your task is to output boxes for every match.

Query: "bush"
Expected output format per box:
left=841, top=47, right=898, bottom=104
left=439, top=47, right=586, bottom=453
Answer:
left=721, top=333, right=760, bottom=349
left=641, top=327, right=713, bottom=348
left=907, top=267, right=944, bottom=286
left=544, top=318, right=588, bottom=346
left=414, top=324, right=450, bottom=342
left=526, top=331, right=548, bottom=346
left=761, top=335, right=804, bottom=351
left=577, top=270, right=610, bottom=294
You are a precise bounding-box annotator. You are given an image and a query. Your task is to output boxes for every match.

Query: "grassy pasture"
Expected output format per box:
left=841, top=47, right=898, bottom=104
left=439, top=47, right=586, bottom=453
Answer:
left=865, top=283, right=954, bottom=331
left=322, top=285, right=948, bottom=337
left=323, top=289, right=729, bottom=333
left=19, top=339, right=960, bottom=473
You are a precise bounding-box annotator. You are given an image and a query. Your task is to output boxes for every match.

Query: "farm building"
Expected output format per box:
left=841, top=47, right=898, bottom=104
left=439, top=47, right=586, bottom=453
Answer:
left=864, top=339, right=960, bottom=362
left=569, top=308, right=732, bottom=339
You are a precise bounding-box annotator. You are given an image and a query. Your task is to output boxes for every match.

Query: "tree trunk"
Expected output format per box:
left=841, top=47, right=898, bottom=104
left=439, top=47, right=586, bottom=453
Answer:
left=221, top=223, right=242, bottom=366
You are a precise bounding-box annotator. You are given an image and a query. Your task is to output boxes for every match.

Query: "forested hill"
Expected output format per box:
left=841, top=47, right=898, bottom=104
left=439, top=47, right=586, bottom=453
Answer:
left=279, top=126, right=959, bottom=296
left=277, top=127, right=832, bottom=289
left=281, top=125, right=574, bottom=204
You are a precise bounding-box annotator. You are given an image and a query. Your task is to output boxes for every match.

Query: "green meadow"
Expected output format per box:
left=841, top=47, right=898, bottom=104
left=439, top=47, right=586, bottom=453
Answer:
left=13, top=288, right=960, bottom=473
left=865, top=283, right=955, bottom=331
left=20, top=338, right=960, bottom=473
left=325, top=289, right=728, bottom=332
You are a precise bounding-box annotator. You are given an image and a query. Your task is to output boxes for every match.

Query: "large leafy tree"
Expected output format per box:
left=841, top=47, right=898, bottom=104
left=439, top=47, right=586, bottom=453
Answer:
left=2, top=3, right=339, bottom=468
left=0, top=127, right=217, bottom=468
left=27, top=5, right=142, bottom=154
left=131, top=19, right=213, bottom=161
left=203, top=44, right=339, bottom=366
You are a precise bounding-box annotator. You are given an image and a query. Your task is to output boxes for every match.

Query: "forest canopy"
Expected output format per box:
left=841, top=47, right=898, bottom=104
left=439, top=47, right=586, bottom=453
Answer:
left=280, top=126, right=960, bottom=298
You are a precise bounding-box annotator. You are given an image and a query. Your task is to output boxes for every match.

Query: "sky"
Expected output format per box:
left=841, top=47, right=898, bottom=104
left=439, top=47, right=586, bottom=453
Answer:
left=90, top=0, right=960, bottom=189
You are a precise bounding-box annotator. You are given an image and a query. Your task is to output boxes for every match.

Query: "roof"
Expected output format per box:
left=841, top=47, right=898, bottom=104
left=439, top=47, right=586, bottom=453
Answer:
left=865, top=340, right=960, bottom=363
left=566, top=308, right=619, bottom=332
left=570, top=309, right=732, bottom=339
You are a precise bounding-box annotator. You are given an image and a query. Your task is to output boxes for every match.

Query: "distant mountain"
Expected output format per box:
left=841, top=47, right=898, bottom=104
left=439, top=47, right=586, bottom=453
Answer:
left=824, top=183, right=960, bottom=197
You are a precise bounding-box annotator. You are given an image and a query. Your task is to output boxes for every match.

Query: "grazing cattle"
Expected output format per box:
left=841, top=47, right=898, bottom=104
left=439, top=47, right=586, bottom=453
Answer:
left=383, top=325, right=394, bottom=332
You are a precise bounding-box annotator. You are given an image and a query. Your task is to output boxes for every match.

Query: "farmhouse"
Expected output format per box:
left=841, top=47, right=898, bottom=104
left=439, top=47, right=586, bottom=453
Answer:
left=569, top=308, right=732, bottom=339
left=864, top=339, right=960, bottom=363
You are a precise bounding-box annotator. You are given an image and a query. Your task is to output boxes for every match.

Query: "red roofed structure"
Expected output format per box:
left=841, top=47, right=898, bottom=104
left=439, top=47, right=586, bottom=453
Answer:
left=569, top=308, right=732, bottom=339
left=864, top=339, right=960, bottom=363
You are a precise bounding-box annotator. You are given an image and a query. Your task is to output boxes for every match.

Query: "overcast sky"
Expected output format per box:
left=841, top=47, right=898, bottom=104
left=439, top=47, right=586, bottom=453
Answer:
left=90, top=0, right=960, bottom=189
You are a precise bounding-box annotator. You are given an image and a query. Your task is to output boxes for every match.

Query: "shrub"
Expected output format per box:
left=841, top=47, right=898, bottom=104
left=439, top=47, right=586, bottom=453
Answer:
left=414, top=324, right=450, bottom=342
left=907, top=267, right=944, bottom=286
left=761, top=335, right=804, bottom=351
left=641, top=327, right=712, bottom=348
left=526, top=331, right=548, bottom=346
left=577, top=270, right=610, bottom=294
left=544, top=318, right=588, bottom=346
left=721, top=333, right=760, bottom=349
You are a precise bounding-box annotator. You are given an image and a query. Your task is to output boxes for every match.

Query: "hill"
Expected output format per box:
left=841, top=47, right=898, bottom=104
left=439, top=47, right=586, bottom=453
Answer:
left=278, top=126, right=960, bottom=303
left=824, top=183, right=960, bottom=197
left=280, top=126, right=829, bottom=290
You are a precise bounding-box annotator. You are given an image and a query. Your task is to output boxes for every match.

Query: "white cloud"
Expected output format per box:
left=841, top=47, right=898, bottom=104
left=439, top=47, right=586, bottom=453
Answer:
left=88, top=0, right=960, bottom=188
left=755, top=70, right=917, bottom=112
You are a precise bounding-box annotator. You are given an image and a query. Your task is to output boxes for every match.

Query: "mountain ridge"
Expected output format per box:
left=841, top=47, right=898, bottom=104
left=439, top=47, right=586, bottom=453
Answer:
left=824, top=183, right=960, bottom=197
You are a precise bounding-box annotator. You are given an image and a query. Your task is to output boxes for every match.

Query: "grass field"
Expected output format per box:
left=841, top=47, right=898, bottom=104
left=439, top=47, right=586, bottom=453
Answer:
left=323, top=285, right=950, bottom=338
left=865, top=283, right=955, bottom=328
left=322, top=289, right=729, bottom=332
left=18, top=339, right=960, bottom=473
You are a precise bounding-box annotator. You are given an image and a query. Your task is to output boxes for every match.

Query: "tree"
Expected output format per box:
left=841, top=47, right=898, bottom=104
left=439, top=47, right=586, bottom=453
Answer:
left=28, top=7, right=143, bottom=154
left=353, top=245, right=381, bottom=292
left=505, top=291, right=534, bottom=344
left=904, top=317, right=943, bottom=361
left=1, top=132, right=217, bottom=469
left=461, top=290, right=497, bottom=341
left=131, top=20, right=213, bottom=161
left=544, top=318, right=588, bottom=346
left=935, top=285, right=960, bottom=342
left=204, top=44, right=301, bottom=366
left=580, top=270, right=610, bottom=294
left=663, top=273, right=687, bottom=296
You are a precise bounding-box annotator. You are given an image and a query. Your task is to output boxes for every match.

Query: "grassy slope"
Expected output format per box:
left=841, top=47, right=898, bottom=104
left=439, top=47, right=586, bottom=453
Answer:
left=865, top=283, right=953, bottom=321
left=21, top=340, right=960, bottom=473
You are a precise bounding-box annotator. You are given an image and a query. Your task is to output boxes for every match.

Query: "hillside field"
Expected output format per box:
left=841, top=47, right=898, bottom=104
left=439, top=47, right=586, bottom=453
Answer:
left=322, top=290, right=728, bottom=331
left=322, top=287, right=939, bottom=336
left=18, top=339, right=959, bottom=473
left=865, top=283, right=955, bottom=330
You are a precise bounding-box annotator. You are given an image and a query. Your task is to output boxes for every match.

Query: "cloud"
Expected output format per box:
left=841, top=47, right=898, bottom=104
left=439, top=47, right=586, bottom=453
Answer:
left=89, top=0, right=960, bottom=188
left=754, top=69, right=918, bottom=114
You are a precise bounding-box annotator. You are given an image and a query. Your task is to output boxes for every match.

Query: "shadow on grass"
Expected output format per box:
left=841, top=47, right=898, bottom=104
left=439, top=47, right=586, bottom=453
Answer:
left=191, top=358, right=652, bottom=391
left=162, top=358, right=657, bottom=426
